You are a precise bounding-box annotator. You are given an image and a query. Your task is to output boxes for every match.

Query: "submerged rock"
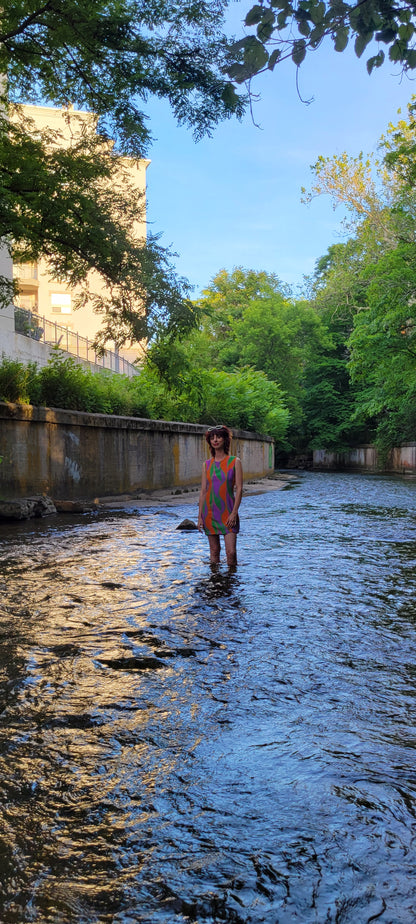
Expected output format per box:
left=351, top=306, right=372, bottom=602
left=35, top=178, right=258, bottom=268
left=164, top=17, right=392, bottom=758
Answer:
left=98, top=656, right=166, bottom=671
left=176, top=518, right=198, bottom=531
left=0, top=496, right=57, bottom=521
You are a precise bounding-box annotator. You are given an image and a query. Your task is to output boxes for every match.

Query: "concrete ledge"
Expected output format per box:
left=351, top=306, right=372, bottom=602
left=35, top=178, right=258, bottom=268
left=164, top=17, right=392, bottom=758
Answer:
left=0, top=402, right=207, bottom=431
left=0, top=402, right=274, bottom=500
left=313, top=443, right=416, bottom=474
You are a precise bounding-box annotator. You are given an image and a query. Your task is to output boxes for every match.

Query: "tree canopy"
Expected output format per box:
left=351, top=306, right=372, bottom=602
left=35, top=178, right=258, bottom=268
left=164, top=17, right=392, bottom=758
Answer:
left=0, top=105, right=198, bottom=348
left=3, top=0, right=415, bottom=158
left=1, top=0, right=244, bottom=156
left=300, top=97, right=416, bottom=454
left=0, top=0, right=247, bottom=350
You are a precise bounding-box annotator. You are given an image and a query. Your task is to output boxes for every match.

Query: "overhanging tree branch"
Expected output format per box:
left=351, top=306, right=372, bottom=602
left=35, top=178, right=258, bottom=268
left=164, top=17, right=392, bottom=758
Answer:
left=0, top=2, right=54, bottom=45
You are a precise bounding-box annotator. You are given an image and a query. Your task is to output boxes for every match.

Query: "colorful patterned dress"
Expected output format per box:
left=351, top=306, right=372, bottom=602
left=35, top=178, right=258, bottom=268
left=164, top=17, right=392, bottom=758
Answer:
left=202, top=455, right=240, bottom=535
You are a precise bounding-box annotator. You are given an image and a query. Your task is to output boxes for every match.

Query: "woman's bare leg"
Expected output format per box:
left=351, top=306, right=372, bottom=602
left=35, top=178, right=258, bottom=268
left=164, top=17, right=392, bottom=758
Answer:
left=224, top=532, right=237, bottom=567
left=208, top=535, right=221, bottom=563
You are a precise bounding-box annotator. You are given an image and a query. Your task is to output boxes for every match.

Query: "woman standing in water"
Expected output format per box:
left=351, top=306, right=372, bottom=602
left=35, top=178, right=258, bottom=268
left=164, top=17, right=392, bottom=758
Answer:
left=198, top=425, right=243, bottom=567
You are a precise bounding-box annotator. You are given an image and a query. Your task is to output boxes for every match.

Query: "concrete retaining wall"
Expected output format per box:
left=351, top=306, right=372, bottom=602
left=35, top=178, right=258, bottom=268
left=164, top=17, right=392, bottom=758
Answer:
left=313, top=443, right=416, bottom=474
left=0, top=402, right=274, bottom=500
left=2, top=329, right=67, bottom=366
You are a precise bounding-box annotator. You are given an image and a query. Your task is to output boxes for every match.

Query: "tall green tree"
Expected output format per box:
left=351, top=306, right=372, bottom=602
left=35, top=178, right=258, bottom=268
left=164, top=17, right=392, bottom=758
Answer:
left=301, top=246, right=373, bottom=450
left=0, top=0, right=245, bottom=349
left=1, top=107, right=197, bottom=346
left=192, top=268, right=327, bottom=429
left=191, top=267, right=291, bottom=367
left=142, top=267, right=292, bottom=441
left=302, top=98, right=416, bottom=452
left=300, top=218, right=392, bottom=452
left=347, top=245, right=416, bottom=452
left=348, top=98, right=416, bottom=451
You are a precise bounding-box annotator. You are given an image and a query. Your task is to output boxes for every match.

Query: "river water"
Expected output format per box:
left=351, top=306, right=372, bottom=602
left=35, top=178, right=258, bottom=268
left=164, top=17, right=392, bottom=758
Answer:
left=1, top=471, right=416, bottom=923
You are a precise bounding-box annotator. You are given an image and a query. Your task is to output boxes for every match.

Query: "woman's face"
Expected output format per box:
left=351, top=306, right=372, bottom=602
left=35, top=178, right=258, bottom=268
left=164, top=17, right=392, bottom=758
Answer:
left=210, top=432, right=225, bottom=450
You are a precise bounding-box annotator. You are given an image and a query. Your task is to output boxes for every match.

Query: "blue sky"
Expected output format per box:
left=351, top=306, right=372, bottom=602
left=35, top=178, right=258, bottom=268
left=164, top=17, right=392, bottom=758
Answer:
left=145, top=16, right=416, bottom=298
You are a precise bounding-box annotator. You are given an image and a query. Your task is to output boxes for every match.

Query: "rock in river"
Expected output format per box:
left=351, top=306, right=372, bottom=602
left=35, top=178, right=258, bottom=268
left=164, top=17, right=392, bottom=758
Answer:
left=0, top=496, right=57, bottom=521
left=176, top=518, right=198, bottom=531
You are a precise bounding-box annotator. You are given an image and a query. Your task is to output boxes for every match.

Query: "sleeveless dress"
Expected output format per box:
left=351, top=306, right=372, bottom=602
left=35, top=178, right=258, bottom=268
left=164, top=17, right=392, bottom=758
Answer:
left=202, top=455, right=240, bottom=535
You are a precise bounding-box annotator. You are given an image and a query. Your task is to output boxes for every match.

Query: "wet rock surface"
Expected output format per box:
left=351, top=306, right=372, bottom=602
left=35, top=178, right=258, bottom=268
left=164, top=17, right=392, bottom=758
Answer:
left=54, top=499, right=100, bottom=513
left=176, top=518, right=198, bottom=530
left=0, top=495, right=57, bottom=520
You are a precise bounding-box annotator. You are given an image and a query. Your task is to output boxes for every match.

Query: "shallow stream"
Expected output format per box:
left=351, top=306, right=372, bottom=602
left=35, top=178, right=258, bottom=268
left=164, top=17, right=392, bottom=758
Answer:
left=1, top=472, right=416, bottom=923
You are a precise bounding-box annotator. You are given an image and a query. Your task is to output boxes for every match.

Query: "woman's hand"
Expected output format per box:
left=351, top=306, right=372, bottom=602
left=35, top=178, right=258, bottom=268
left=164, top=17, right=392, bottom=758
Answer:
left=226, top=512, right=237, bottom=529
left=197, top=515, right=204, bottom=532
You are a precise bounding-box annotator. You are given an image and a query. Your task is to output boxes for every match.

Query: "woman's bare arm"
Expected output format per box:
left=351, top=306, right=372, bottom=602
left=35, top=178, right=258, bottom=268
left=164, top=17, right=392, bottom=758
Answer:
left=198, top=462, right=207, bottom=531
left=226, top=458, right=243, bottom=528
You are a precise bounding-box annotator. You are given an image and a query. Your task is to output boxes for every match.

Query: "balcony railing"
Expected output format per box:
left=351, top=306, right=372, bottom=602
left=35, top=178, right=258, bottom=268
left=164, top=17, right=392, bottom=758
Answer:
left=14, top=306, right=140, bottom=378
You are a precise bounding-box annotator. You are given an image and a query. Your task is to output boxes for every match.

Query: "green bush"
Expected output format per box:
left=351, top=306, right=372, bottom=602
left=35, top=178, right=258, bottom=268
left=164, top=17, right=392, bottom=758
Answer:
left=35, top=351, right=97, bottom=411
left=32, top=350, right=143, bottom=415
left=200, top=368, right=289, bottom=441
left=0, top=351, right=288, bottom=441
left=0, top=350, right=157, bottom=418
left=0, top=355, right=30, bottom=403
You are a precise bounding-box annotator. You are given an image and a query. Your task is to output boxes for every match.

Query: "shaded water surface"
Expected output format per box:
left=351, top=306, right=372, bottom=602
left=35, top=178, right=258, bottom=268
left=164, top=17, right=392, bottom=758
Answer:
left=1, top=472, right=416, bottom=923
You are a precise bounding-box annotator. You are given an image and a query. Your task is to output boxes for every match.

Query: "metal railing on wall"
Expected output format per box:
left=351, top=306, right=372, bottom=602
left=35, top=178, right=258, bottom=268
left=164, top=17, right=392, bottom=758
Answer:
left=14, top=306, right=140, bottom=378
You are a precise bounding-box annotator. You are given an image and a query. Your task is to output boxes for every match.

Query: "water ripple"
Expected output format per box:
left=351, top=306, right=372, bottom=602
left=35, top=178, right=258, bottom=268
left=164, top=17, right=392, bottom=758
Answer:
left=1, top=472, right=416, bottom=921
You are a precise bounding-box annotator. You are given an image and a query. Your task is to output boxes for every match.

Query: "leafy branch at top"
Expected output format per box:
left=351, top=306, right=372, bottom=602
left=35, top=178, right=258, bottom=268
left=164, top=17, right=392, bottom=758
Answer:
left=227, top=0, right=416, bottom=84
left=1, top=0, right=246, bottom=157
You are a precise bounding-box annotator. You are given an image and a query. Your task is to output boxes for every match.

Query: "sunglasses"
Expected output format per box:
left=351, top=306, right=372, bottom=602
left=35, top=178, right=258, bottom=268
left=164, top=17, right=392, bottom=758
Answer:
left=207, top=426, right=226, bottom=435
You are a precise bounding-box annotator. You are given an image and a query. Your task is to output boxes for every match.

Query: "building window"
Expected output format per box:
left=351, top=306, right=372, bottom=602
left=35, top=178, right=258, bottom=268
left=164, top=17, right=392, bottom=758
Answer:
left=13, top=262, right=38, bottom=281
left=16, top=292, right=38, bottom=311
left=51, top=293, right=72, bottom=314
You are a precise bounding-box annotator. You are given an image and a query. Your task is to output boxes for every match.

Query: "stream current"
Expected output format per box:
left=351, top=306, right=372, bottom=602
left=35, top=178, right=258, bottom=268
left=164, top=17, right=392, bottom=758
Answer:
left=1, top=471, right=416, bottom=923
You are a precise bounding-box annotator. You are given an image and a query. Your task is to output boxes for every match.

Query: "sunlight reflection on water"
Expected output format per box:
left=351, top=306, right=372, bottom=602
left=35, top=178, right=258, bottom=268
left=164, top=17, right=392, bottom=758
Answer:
left=1, top=472, right=416, bottom=922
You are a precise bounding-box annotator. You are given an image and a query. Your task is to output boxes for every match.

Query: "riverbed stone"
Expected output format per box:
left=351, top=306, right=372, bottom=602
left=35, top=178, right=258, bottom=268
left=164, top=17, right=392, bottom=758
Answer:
left=54, top=500, right=100, bottom=513
left=176, top=518, right=198, bottom=531
left=0, top=499, right=36, bottom=520
left=0, top=496, right=57, bottom=520
left=29, top=496, right=57, bottom=517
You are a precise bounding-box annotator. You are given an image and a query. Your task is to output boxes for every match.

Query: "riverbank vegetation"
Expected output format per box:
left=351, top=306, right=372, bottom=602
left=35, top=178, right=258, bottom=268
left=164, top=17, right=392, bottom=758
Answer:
left=3, top=99, right=416, bottom=458
left=144, top=97, right=416, bottom=459
left=0, top=350, right=289, bottom=442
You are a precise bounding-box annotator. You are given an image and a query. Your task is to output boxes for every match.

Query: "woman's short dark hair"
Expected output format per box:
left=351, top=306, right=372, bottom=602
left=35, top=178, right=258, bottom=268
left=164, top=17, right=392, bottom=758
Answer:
left=205, top=425, right=232, bottom=457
